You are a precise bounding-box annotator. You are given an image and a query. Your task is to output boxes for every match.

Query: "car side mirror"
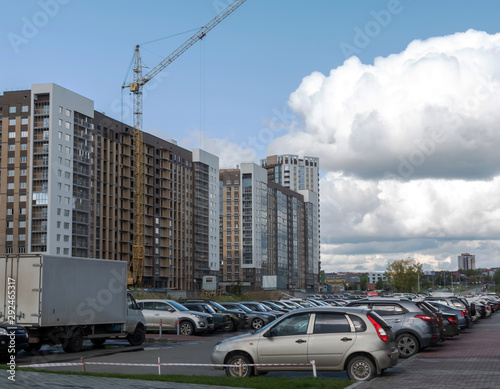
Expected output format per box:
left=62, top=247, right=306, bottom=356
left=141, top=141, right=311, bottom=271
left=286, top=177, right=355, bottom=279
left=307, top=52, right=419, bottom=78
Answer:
left=263, top=330, right=272, bottom=337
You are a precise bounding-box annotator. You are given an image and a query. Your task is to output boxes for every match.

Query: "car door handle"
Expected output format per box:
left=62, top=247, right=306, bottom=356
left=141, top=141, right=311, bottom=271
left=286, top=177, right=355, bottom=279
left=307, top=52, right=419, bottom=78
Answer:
left=154, top=313, right=160, bottom=316
left=392, top=319, right=402, bottom=323
left=295, top=339, right=307, bottom=344
left=341, top=337, right=352, bottom=342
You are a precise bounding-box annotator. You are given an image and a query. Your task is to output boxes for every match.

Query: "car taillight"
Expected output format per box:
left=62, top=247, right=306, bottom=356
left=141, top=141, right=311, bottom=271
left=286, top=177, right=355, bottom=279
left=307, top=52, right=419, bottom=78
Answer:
left=415, top=314, right=433, bottom=322
left=461, top=310, right=466, bottom=316
left=447, top=316, right=458, bottom=326
left=367, top=315, right=388, bottom=342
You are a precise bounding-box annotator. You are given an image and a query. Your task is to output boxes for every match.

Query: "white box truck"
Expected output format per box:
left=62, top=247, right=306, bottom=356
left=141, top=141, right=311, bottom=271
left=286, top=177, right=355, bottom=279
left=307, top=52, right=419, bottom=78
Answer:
left=0, top=254, right=147, bottom=353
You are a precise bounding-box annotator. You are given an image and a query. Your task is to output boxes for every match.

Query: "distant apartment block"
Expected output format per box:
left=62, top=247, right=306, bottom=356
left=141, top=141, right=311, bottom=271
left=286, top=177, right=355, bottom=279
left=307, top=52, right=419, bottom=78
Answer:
left=368, top=271, right=387, bottom=285
left=0, top=83, right=218, bottom=290
left=458, top=253, right=476, bottom=270
left=219, top=163, right=320, bottom=291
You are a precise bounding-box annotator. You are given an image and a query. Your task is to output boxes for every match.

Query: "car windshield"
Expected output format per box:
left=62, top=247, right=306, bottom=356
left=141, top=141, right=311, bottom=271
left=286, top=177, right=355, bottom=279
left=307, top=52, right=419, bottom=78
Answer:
left=168, top=300, right=189, bottom=311
left=210, top=301, right=227, bottom=311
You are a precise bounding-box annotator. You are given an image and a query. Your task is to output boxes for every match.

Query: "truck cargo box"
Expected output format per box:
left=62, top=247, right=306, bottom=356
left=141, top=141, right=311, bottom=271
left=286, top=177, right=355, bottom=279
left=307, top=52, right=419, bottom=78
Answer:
left=1, top=254, right=128, bottom=327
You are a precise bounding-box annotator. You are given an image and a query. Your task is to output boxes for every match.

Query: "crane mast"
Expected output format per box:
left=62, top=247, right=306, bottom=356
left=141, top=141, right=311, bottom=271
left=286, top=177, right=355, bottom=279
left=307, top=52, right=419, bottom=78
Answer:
left=123, top=0, right=247, bottom=286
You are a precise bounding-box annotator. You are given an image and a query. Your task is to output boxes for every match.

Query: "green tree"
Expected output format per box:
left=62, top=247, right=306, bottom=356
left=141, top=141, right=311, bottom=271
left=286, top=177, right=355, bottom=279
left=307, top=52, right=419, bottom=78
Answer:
left=375, top=277, right=384, bottom=290
left=386, top=259, right=423, bottom=293
left=359, top=275, right=368, bottom=291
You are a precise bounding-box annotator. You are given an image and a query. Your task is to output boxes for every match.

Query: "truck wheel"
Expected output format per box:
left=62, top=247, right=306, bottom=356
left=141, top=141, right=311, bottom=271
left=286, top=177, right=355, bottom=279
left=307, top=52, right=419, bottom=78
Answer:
left=179, top=321, right=195, bottom=336
left=127, top=325, right=145, bottom=346
left=62, top=328, right=83, bottom=353
left=91, top=338, right=107, bottom=347
left=222, top=319, right=235, bottom=332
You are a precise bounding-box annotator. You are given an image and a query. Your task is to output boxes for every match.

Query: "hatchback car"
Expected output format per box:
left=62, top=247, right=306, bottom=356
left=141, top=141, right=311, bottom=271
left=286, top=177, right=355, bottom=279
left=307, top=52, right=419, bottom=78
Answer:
left=347, top=298, right=440, bottom=358
left=180, top=302, right=232, bottom=332
left=212, top=307, right=399, bottom=381
left=137, top=299, right=214, bottom=335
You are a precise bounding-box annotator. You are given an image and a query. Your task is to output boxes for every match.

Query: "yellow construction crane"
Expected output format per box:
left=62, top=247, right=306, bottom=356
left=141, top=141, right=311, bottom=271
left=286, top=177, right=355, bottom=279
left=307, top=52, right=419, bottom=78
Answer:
left=123, top=0, right=247, bottom=286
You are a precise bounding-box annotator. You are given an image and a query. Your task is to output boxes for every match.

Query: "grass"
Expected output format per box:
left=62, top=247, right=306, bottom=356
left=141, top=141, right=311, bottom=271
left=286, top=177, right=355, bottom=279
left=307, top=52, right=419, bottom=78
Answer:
left=1, top=366, right=354, bottom=389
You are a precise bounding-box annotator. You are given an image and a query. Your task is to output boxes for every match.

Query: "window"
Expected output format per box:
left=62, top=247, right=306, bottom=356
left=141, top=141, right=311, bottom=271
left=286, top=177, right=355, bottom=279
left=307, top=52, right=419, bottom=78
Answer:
left=8, top=157, right=15, bottom=164
left=65, top=121, right=71, bottom=129
left=7, top=209, right=14, bottom=215
left=19, top=234, right=26, bottom=241
left=7, top=221, right=14, bottom=228
left=20, top=182, right=27, bottom=189
left=19, top=195, right=26, bottom=202
left=65, top=146, right=71, bottom=154
left=64, top=209, right=70, bottom=217
left=20, top=169, right=27, bottom=176
left=21, top=118, right=28, bottom=125
left=64, top=222, right=70, bottom=229
left=19, top=247, right=25, bottom=254
left=9, top=130, right=16, bottom=137
left=66, top=109, right=71, bottom=117
left=64, top=235, right=69, bottom=242
left=372, top=304, right=405, bottom=316
left=22, top=105, right=29, bottom=112
left=7, top=195, right=14, bottom=202
left=20, top=156, right=27, bottom=163
left=57, top=208, right=61, bottom=215
left=8, top=183, right=15, bottom=190
left=65, top=172, right=71, bottom=179
left=19, top=221, right=26, bottom=228
left=8, top=170, right=15, bottom=177
left=8, top=144, right=15, bottom=151
left=19, top=208, right=26, bottom=215
left=59, top=106, right=63, bottom=114
left=59, top=119, right=63, bottom=126
left=65, top=134, right=71, bottom=142
left=58, top=131, right=63, bottom=139
left=9, top=106, right=16, bottom=113
left=57, top=247, right=61, bottom=254
left=63, top=248, right=69, bottom=255
left=313, top=313, right=351, bottom=334
left=58, top=144, right=63, bottom=152
left=269, top=313, right=312, bottom=337
left=21, top=143, right=27, bottom=150
left=6, top=235, right=14, bottom=241
left=21, top=131, right=28, bottom=138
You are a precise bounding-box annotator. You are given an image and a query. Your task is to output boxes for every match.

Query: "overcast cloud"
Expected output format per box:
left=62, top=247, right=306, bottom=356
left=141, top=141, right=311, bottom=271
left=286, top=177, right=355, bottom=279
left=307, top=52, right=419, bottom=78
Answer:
left=265, top=30, right=500, bottom=272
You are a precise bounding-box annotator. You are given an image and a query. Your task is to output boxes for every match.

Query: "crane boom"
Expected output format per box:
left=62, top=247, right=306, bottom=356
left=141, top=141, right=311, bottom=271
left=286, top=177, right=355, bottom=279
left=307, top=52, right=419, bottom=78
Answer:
left=123, top=0, right=247, bottom=286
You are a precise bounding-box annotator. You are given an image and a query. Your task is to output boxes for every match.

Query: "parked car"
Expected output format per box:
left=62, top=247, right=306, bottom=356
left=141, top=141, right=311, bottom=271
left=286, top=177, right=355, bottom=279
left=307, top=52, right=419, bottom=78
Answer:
left=180, top=302, right=232, bottom=332
left=136, top=299, right=214, bottom=335
left=425, top=296, right=471, bottom=324
left=260, top=301, right=292, bottom=313
left=178, top=299, right=248, bottom=332
left=425, top=301, right=471, bottom=329
left=415, top=300, right=447, bottom=342
left=1, top=323, right=29, bottom=362
left=441, top=313, right=460, bottom=338
left=212, top=307, right=399, bottom=381
left=347, top=298, right=440, bottom=358
left=239, top=301, right=285, bottom=319
left=219, top=302, right=277, bottom=330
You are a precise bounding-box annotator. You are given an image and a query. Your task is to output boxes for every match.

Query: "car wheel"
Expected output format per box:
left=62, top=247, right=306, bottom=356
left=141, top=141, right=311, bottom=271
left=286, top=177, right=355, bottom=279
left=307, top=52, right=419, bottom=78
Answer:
left=397, top=333, right=419, bottom=358
left=127, top=325, right=146, bottom=346
left=347, top=355, right=376, bottom=381
left=251, top=317, right=265, bottom=330
left=222, top=319, right=235, bottom=332
left=179, top=321, right=195, bottom=336
left=225, top=354, right=254, bottom=377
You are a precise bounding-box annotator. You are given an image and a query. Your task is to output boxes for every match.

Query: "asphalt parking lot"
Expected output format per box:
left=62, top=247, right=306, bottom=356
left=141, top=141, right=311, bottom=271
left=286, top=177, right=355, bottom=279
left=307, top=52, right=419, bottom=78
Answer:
left=2, top=308, right=500, bottom=388
left=350, top=308, right=500, bottom=389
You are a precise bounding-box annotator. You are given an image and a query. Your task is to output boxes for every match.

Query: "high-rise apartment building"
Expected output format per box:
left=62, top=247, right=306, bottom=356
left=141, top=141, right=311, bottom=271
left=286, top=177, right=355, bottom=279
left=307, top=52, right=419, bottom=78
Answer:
left=260, top=154, right=319, bottom=193
left=458, top=253, right=476, bottom=270
left=219, top=163, right=319, bottom=291
left=0, top=83, right=218, bottom=290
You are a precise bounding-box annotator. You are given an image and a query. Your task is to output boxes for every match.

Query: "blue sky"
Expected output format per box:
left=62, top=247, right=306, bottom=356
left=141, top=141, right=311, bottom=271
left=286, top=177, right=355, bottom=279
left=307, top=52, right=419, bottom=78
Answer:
left=3, top=0, right=500, bottom=272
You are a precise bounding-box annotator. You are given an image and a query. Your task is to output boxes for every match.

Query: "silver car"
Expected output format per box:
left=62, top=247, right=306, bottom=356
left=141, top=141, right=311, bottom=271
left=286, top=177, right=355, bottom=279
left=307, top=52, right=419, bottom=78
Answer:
left=212, top=307, right=398, bottom=381
left=137, top=299, right=214, bottom=335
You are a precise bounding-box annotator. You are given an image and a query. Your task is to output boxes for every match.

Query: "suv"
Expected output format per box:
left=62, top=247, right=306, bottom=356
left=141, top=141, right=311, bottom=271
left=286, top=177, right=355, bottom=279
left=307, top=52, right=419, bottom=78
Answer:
left=180, top=302, right=232, bottom=332
left=212, top=307, right=399, bottom=381
left=136, top=299, right=214, bottom=335
left=219, top=302, right=277, bottom=330
left=347, top=298, right=440, bottom=358
left=178, top=299, right=248, bottom=332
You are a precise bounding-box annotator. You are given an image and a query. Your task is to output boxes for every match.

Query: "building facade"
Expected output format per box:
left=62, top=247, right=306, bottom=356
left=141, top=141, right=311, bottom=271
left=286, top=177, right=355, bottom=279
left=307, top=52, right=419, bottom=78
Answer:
left=458, top=253, right=476, bottom=270
left=219, top=163, right=319, bottom=291
left=0, top=83, right=218, bottom=290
